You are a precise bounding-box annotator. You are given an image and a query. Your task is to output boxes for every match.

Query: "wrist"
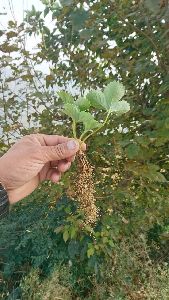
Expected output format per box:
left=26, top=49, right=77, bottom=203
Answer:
left=0, top=158, right=25, bottom=204
left=0, top=182, right=9, bottom=219
left=0, top=157, right=11, bottom=203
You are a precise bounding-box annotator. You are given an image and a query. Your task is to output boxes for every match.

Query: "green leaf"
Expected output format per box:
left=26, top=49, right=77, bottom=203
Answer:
left=86, top=90, right=107, bottom=110
left=128, top=163, right=167, bottom=183
left=63, top=230, right=69, bottom=242
left=144, top=0, right=161, bottom=14
left=87, top=247, right=95, bottom=258
left=79, top=29, right=93, bottom=40
left=84, top=225, right=93, bottom=232
left=70, top=9, right=88, bottom=30
left=43, top=26, right=50, bottom=35
left=44, top=6, right=49, bottom=17
left=63, top=103, right=80, bottom=122
left=70, top=227, right=77, bottom=239
left=102, top=237, right=108, bottom=244
left=8, top=20, right=16, bottom=28
left=125, top=144, right=140, bottom=159
left=75, top=97, right=90, bottom=110
left=54, top=226, right=63, bottom=234
left=165, top=117, right=169, bottom=129
left=86, top=81, right=126, bottom=112
left=110, top=100, right=130, bottom=115
left=21, top=74, right=34, bottom=81
left=150, top=172, right=167, bottom=183
left=108, top=240, right=114, bottom=247
left=68, top=240, right=79, bottom=259
left=104, top=81, right=125, bottom=109
left=58, top=91, right=74, bottom=104
left=79, top=111, right=101, bottom=132
left=146, top=165, right=167, bottom=182
left=6, top=31, right=18, bottom=39
left=0, top=30, right=4, bottom=37
left=60, top=0, right=73, bottom=6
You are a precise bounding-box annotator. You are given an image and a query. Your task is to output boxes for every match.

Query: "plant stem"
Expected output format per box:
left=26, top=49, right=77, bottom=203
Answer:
left=72, top=121, right=77, bottom=138
left=81, top=111, right=111, bottom=142
left=79, top=131, right=88, bottom=141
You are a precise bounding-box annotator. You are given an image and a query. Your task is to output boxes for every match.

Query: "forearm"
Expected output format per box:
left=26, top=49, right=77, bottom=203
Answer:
left=0, top=183, right=9, bottom=219
left=0, top=155, right=21, bottom=204
left=0, top=156, right=10, bottom=218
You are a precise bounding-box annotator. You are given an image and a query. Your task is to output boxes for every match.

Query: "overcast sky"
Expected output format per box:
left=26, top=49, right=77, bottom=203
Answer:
left=0, top=0, right=53, bottom=74
left=0, top=0, right=44, bottom=27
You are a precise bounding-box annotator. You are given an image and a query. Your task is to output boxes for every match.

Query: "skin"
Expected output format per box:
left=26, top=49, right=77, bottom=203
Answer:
left=0, top=134, right=86, bottom=204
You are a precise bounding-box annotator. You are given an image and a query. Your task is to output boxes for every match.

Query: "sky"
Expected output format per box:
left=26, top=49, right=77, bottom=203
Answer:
left=0, top=0, right=44, bottom=27
left=0, top=0, right=53, bottom=74
left=0, top=0, right=50, bottom=133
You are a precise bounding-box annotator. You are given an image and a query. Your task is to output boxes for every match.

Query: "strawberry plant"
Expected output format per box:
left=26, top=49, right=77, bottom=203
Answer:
left=58, top=81, right=130, bottom=225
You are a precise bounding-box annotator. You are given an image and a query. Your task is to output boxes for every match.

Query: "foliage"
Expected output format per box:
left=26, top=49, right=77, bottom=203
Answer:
left=0, top=186, right=121, bottom=297
left=0, top=188, right=169, bottom=299
left=88, top=237, right=169, bottom=300
left=16, top=238, right=169, bottom=299
left=20, top=267, right=72, bottom=300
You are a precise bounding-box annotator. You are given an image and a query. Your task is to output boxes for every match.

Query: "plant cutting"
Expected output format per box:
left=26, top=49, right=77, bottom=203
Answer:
left=58, top=81, right=130, bottom=225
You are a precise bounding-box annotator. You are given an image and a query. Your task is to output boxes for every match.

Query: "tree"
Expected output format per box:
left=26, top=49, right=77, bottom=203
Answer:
left=1, top=0, right=169, bottom=298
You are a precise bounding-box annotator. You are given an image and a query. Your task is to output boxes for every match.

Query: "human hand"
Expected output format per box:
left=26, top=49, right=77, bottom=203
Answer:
left=0, top=134, right=85, bottom=204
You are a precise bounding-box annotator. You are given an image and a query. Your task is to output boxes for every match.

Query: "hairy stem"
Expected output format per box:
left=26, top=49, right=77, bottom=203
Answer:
left=79, top=131, right=88, bottom=141
left=72, top=121, right=77, bottom=138
left=81, top=111, right=111, bottom=142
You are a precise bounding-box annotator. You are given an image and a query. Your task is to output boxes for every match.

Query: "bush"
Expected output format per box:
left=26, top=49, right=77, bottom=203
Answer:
left=20, top=267, right=72, bottom=300
left=1, top=186, right=169, bottom=299
left=89, top=237, right=169, bottom=300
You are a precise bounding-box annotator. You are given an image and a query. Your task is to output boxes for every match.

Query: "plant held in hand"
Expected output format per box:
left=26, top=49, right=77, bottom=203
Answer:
left=58, top=81, right=130, bottom=225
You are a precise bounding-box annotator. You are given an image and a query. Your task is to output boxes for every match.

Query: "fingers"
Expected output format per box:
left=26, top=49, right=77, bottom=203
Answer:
left=66, top=155, right=76, bottom=162
left=57, top=160, right=71, bottom=172
left=51, top=160, right=72, bottom=172
left=46, top=160, right=71, bottom=182
left=41, top=137, right=87, bottom=183
left=51, top=156, right=75, bottom=166
left=46, top=169, right=61, bottom=183
left=41, top=139, right=79, bottom=163
left=37, top=134, right=86, bottom=151
left=39, top=134, right=70, bottom=146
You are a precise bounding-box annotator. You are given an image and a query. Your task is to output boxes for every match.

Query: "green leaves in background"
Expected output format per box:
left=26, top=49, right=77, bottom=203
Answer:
left=58, top=91, right=74, bottom=104
left=60, top=0, right=73, bottom=6
left=144, top=0, right=161, bottom=14
left=63, top=230, right=69, bottom=243
left=70, top=8, right=89, bottom=30
left=127, top=162, right=167, bottom=183
left=87, top=247, right=95, bottom=258
left=125, top=143, right=141, bottom=159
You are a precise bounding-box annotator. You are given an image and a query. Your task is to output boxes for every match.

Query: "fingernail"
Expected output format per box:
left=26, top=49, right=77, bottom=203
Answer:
left=67, top=140, right=78, bottom=150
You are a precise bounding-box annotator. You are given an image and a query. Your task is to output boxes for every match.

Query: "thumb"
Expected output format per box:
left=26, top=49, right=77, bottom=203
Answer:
left=41, top=139, right=79, bottom=162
